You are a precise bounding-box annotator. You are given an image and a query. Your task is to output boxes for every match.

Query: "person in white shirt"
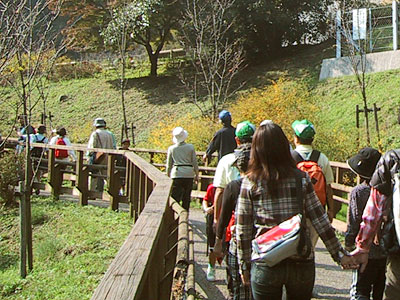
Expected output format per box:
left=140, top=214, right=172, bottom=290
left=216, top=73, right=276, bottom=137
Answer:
left=87, top=118, right=116, bottom=192
left=49, top=127, right=77, bottom=161
left=292, top=119, right=335, bottom=249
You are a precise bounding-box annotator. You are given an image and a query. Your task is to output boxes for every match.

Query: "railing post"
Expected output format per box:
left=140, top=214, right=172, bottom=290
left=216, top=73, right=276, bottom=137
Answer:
left=108, top=154, right=119, bottom=211
left=133, top=165, right=140, bottom=220
left=336, top=9, right=342, bottom=58
left=393, top=0, right=398, bottom=50
left=48, top=148, right=61, bottom=200
left=76, top=151, right=89, bottom=206
left=139, top=170, right=146, bottom=213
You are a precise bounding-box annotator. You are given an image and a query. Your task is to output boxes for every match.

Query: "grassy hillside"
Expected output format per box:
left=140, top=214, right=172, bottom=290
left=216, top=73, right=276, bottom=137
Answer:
left=1, top=41, right=400, bottom=161
left=0, top=197, right=132, bottom=299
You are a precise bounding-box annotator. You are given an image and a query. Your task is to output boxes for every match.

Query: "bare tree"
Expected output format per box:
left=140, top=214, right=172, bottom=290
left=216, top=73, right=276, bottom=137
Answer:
left=336, top=0, right=380, bottom=145
left=179, top=0, right=245, bottom=120
left=0, top=0, right=65, bottom=277
left=101, top=1, right=142, bottom=141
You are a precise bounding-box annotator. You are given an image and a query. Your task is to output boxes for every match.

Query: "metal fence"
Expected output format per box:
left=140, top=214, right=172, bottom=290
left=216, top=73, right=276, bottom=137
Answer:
left=337, top=1, right=399, bottom=57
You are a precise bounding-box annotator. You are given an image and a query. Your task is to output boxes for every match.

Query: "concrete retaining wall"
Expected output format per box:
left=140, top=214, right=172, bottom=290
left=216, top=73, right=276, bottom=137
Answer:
left=319, top=49, right=400, bottom=80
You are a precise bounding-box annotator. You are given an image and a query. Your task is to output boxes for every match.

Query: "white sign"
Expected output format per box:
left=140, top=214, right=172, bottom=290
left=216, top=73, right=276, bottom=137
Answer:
left=353, top=8, right=367, bottom=40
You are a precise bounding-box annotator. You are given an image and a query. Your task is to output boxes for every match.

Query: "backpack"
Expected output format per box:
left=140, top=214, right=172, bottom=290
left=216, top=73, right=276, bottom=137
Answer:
left=292, top=150, right=327, bottom=206
left=55, top=137, right=68, bottom=159
left=31, top=136, right=46, bottom=157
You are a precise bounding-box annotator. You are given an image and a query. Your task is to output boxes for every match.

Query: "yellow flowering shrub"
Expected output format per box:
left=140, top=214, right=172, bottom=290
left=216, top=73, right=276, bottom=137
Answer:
left=146, top=114, right=220, bottom=164
left=229, top=78, right=318, bottom=138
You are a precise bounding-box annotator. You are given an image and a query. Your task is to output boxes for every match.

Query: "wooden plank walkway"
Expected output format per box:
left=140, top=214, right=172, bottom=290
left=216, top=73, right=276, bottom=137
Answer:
left=189, top=207, right=353, bottom=300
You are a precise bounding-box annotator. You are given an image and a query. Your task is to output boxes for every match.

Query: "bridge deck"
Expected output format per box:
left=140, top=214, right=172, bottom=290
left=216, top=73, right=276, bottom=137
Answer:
left=189, top=207, right=353, bottom=300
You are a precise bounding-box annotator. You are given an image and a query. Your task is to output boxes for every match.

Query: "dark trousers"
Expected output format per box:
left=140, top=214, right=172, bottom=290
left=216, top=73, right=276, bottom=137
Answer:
left=350, top=258, right=386, bottom=300
left=227, top=251, right=252, bottom=300
left=251, top=259, right=315, bottom=300
left=171, top=178, right=193, bottom=210
left=384, top=255, right=400, bottom=300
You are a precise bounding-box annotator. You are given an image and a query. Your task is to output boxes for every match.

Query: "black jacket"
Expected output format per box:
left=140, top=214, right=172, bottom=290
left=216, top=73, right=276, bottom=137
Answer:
left=205, top=125, right=236, bottom=161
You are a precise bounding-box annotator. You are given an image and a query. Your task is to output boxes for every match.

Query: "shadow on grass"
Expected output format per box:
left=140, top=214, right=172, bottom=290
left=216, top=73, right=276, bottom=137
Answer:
left=106, top=75, right=186, bottom=105
left=0, top=253, right=18, bottom=270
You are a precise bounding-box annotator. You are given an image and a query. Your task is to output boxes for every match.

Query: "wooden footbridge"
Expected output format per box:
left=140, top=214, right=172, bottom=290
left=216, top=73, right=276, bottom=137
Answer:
left=4, top=139, right=356, bottom=299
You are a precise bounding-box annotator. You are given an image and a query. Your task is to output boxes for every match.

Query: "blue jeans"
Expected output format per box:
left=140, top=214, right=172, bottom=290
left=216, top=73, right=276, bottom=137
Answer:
left=251, top=259, right=315, bottom=300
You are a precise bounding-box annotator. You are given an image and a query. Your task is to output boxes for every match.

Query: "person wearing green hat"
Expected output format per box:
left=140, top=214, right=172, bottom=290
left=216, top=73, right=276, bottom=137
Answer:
left=211, top=120, right=255, bottom=286
left=292, top=119, right=335, bottom=246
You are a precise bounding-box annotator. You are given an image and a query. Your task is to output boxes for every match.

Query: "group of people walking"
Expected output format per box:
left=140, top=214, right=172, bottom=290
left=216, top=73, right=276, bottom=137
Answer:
left=165, top=110, right=400, bottom=300
left=15, top=115, right=126, bottom=194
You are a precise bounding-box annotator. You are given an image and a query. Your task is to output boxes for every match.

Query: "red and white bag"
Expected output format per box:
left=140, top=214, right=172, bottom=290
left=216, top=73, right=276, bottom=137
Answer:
left=251, top=214, right=302, bottom=266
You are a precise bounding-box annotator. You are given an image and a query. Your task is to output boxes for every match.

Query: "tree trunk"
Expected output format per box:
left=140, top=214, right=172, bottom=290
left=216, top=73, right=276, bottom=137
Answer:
left=149, top=53, right=158, bottom=77
left=362, top=90, right=371, bottom=146
left=121, top=56, right=128, bottom=139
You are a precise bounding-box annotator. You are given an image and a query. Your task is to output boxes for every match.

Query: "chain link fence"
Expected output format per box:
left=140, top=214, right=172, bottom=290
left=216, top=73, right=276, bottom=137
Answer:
left=339, top=3, right=398, bottom=55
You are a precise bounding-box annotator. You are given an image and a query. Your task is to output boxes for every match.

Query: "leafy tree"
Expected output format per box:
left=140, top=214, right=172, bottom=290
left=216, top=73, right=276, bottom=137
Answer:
left=126, top=0, right=183, bottom=77
left=48, top=0, right=122, bottom=51
left=54, top=0, right=182, bottom=77
left=101, top=2, right=150, bottom=139
left=232, top=0, right=333, bottom=61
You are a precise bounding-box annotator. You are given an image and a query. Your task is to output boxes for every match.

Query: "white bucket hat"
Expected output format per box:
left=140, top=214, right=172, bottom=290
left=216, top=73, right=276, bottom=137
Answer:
left=93, top=118, right=106, bottom=128
left=172, top=127, right=188, bottom=144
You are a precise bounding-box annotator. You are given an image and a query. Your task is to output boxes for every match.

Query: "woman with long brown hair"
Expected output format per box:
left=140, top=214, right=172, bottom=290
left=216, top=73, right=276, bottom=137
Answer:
left=236, top=121, right=354, bottom=300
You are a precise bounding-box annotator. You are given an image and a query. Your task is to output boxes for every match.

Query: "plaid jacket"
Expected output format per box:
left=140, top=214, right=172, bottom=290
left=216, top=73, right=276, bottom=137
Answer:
left=356, top=150, right=400, bottom=252
left=236, top=172, right=342, bottom=269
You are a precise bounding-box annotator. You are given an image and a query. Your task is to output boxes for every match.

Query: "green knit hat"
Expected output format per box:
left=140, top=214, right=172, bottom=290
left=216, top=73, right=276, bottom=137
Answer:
left=292, top=119, right=316, bottom=139
left=235, top=121, right=255, bottom=139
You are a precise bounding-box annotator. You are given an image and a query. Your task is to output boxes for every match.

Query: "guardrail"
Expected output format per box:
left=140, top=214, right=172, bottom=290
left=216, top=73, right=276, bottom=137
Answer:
left=5, top=139, right=358, bottom=298
left=132, top=148, right=359, bottom=209
left=5, top=138, right=195, bottom=299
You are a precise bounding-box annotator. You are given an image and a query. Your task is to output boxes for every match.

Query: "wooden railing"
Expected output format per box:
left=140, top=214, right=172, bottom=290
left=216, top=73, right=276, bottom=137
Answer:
left=5, top=139, right=195, bottom=299
left=5, top=139, right=359, bottom=298
left=132, top=148, right=359, bottom=208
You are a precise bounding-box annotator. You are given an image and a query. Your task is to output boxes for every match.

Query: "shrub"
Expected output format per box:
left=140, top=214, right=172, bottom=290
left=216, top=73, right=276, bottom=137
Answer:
left=50, top=57, right=103, bottom=81
left=68, top=122, right=93, bottom=145
left=0, top=151, right=23, bottom=207
left=229, top=78, right=318, bottom=138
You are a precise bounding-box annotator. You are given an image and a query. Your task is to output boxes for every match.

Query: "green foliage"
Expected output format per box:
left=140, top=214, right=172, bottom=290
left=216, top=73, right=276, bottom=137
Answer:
left=0, top=151, right=23, bottom=207
left=336, top=205, right=348, bottom=223
left=0, top=197, right=132, bottom=300
left=231, top=0, right=333, bottom=61
left=313, top=69, right=400, bottom=161
left=101, top=2, right=152, bottom=47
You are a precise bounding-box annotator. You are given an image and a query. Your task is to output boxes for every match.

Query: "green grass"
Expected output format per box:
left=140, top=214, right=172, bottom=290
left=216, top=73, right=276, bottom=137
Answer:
left=336, top=205, right=348, bottom=223
left=0, top=197, right=132, bottom=300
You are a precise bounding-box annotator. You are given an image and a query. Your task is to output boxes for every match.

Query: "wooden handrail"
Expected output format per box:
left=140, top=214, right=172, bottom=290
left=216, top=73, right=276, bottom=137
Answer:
left=6, top=139, right=357, bottom=298
left=5, top=139, right=195, bottom=299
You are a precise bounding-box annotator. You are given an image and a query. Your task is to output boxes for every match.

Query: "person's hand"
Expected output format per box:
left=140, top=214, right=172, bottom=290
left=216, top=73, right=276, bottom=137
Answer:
left=350, top=248, right=369, bottom=273
left=214, top=238, right=224, bottom=258
left=327, top=209, right=334, bottom=223
left=204, top=206, right=214, bottom=215
left=241, top=270, right=250, bottom=286
left=345, top=244, right=355, bottom=252
left=340, top=254, right=358, bottom=269
left=202, top=154, right=208, bottom=163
